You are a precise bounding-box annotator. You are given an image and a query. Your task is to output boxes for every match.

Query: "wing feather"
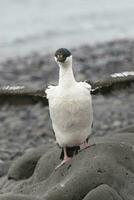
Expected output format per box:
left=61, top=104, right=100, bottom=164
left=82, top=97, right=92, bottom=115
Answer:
left=88, top=71, right=134, bottom=95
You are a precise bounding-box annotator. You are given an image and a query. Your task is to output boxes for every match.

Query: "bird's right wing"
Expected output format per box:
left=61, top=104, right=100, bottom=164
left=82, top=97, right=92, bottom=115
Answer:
left=88, top=71, right=134, bottom=95
left=0, top=85, right=48, bottom=105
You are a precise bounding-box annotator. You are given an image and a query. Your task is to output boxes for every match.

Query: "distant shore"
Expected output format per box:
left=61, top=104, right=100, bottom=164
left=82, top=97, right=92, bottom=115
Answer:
left=1, top=0, right=134, bottom=63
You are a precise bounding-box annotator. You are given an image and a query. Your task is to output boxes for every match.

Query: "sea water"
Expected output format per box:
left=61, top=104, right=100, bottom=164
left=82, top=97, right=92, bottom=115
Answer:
left=0, top=0, right=134, bottom=60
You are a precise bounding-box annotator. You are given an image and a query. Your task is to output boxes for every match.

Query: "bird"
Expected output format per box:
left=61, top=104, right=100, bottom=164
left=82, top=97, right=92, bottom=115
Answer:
left=45, top=48, right=93, bottom=169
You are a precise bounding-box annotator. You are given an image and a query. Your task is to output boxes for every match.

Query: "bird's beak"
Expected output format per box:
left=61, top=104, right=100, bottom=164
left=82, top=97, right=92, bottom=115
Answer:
left=56, top=55, right=66, bottom=62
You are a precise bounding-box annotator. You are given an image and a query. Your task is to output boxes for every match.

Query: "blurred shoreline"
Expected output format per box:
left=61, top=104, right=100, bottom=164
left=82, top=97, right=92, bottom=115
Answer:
left=1, top=0, right=134, bottom=61
left=0, top=38, right=134, bottom=64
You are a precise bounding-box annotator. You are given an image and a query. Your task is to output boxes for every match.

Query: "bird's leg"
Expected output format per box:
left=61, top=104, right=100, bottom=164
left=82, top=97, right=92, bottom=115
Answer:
left=80, top=138, right=91, bottom=151
left=55, top=147, right=71, bottom=170
left=83, top=141, right=91, bottom=149
left=63, top=147, right=71, bottom=161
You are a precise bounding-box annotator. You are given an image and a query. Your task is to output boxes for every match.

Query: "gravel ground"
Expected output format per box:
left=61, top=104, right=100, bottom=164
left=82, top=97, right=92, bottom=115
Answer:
left=0, top=39, right=133, bottom=173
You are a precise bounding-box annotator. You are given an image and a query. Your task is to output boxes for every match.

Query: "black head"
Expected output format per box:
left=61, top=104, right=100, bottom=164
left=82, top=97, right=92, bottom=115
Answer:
left=55, top=48, right=71, bottom=62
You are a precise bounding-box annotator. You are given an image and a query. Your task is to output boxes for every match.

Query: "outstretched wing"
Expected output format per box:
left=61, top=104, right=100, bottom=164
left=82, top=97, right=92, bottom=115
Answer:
left=88, top=71, right=134, bottom=95
left=0, top=85, right=48, bottom=105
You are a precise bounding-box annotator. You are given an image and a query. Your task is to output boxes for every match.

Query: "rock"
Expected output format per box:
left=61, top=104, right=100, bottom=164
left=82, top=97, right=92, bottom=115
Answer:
left=0, top=131, right=133, bottom=200
left=83, top=184, right=123, bottom=200
left=8, top=145, right=51, bottom=180
left=0, top=194, right=41, bottom=200
left=0, top=161, right=12, bottom=177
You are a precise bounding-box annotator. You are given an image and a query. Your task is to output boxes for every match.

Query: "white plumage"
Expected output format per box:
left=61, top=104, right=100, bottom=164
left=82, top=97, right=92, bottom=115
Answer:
left=46, top=81, right=93, bottom=147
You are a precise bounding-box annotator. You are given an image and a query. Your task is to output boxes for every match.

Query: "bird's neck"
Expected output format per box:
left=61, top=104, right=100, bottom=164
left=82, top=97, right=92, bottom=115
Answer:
left=58, top=61, right=76, bottom=88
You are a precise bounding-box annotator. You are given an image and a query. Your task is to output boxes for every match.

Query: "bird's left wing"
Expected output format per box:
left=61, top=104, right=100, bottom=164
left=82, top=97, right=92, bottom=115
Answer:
left=88, top=71, right=134, bottom=95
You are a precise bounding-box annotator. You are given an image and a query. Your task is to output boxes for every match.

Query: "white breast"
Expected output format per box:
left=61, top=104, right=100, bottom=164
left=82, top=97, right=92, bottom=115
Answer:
left=46, top=82, right=93, bottom=147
